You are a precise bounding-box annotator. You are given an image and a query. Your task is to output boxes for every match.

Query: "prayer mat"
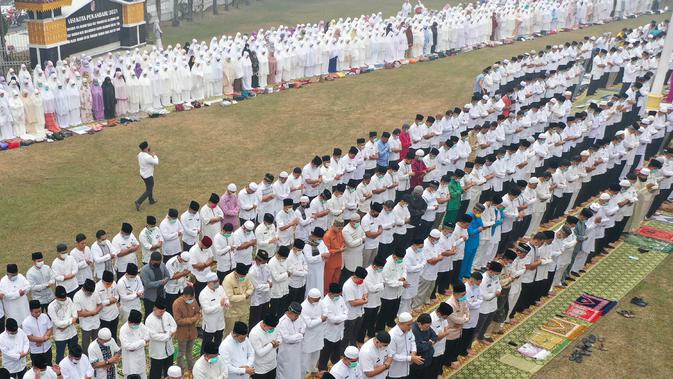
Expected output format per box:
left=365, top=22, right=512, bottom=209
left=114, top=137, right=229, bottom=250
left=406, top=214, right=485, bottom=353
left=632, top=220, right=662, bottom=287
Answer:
left=517, top=343, right=551, bottom=360
left=527, top=330, right=569, bottom=351
left=563, top=303, right=602, bottom=323
left=624, top=233, right=673, bottom=253
left=637, top=226, right=673, bottom=243
left=498, top=354, right=543, bottom=374
left=540, top=317, right=588, bottom=339
left=575, top=293, right=617, bottom=314
left=68, top=126, right=92, bottom=135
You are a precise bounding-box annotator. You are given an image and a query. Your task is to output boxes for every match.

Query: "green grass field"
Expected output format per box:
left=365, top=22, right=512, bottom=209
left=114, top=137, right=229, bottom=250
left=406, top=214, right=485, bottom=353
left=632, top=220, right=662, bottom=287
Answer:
left=2, top=0, right=672, bottom=375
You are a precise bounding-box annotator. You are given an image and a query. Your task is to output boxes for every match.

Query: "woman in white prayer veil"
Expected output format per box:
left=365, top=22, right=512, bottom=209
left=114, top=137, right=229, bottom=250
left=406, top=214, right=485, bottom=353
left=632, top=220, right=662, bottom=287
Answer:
left=8, top=90, right=26, bottom=137
left=66, top=80, right=81, bottom=126
left=126, top=72, right=141, bottom=113
left=157, top=65, right=171, bottom=106
left=18, top=64, right=32, bottom=89
left=24, top=89, right=47, bottom=139
left=203, top=56, right=214, bottom=98
left=33, top=66, right=46, bottom=89
left=211, top=54, right=224, bottom=96
left=191, top=59, right=205, bottom=100
left=54, top=82, right=70, bottom=127
left=139, top=71, right=153, bottom=111
left=150, top=67, right=163, bottom=108
left=80, top=77, right=93, bottom=123
left=222, top=54, right=235, bottom=94
left=178, top=59, right=192, bottom=101
left=0, top=90, right=16, bottom=140
left=241, top=51, right=253, bottom=91
left=257, top=48, right=269, bottom=88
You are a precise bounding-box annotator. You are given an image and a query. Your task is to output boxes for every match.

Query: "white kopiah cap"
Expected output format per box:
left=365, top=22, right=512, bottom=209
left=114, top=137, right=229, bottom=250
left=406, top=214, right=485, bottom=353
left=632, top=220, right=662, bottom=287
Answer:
left=180, top=251, right=191, bottom=261
left=344, top=346, right=359, bottom=359
left=244, top=221, right=255, bottom=230
left=430, top=229, right=442, bottom=238
left=398, top=312, right=413, bottom=323
left=167, top=366, right=182, bottom=377
left=227, top=183, right=237, bottom=192
left=308, top=288, right=322, bottom=298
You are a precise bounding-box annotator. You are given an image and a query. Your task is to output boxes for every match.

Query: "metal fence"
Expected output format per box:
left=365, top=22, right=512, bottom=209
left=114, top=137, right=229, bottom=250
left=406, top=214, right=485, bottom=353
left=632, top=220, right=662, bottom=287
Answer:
left=0, top=25, right=30, bottom=73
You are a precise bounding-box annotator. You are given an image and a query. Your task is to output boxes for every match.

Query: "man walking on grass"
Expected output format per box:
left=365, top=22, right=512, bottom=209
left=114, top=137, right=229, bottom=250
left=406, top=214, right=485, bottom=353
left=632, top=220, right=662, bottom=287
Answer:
left=135, top=141, right=159, bottom=211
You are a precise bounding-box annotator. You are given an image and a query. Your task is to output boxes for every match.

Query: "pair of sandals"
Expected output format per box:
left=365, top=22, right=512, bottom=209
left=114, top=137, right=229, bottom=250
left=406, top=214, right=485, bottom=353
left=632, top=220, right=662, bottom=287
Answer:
left=617, top=309, right=636, bottom=318
left=631, top=296, right=648, bottom=307
left=569, top=335, right=605, bottom=363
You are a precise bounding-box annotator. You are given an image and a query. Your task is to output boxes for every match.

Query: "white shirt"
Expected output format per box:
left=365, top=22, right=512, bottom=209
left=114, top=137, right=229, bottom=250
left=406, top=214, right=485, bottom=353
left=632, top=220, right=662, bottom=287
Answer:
left=330, top=360, right=364, bottom=379
left=165, top=256, right=190, bottom=294
left=201, top=205, right=225, bottom=242
left=249, top=322, right=282, bottom=374
left=268, top=256, right=289, bottom=299
left=111, top=233, right=139, bottom=273
left=138, top=151, right=159, bottom=178
left=320, top=295, right=348, bottom=342
left=359, top=337, right=391, bottom=379
left=23, top=367, right=58, bottom=379
left=69, top=246, right=93, bottom=285
left=300, top=298, right=326, bottom=353
left=342, top=278, right=367, bottom=319
left=73, top=289, right=102, bottom=331
left=388, top=325, right=416, bottom=378
left=192, top=355, right=227, bottom=379
left=248, top=262, right=272, bottom=306
left=94, top=280, right=120, bottom=321
left=0, top=274, right=30, bottom=323
left=119, top=322, right=149, bottom=375
left=180, top=210, right=201, bottom=246
left=47, top=298, right=77, bottom=341
left=58, top=355, right=94, bottom=379
left=286, top=250, right=309, bottom=288
left=0, top=330, right=29, bottom=373
left=189, top=244, right=214, bottom=283
left=199, top=285, right=228, bottom=333
left=213, top=232, right=236, bottom=273
left=146, top=311, right=177, bottom=359
left=22, top=314, right=53, bottom=354
left=159, top=217, right=184, bottom=257
left=219, top=334, right=255, bottom=379
left=117, top=275, right=144, bottom=314
left=88, top=339, right=121, bottom=379
left=51, top=256, right=79, bottom=293
left=90, top=240, right=118, bottom=279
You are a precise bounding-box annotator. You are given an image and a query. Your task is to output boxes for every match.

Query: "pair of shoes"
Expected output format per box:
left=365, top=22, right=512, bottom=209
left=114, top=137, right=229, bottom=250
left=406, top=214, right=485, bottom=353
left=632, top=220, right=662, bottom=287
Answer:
left=571, top=272, right=581, bottom=278
left=617, top=309, right=635, bottom=318
left=149, top=199, right=158, bottom=205
left=630, top=297, right=648, bottom=307
left=134, top=202, right=141, bottom=211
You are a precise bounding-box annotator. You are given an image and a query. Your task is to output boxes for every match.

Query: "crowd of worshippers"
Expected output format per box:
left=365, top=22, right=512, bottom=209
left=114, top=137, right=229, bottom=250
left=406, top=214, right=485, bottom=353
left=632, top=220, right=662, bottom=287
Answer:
left=0, top=0, right=645, bottom=143
left=1, top=17, right=672, bottom=379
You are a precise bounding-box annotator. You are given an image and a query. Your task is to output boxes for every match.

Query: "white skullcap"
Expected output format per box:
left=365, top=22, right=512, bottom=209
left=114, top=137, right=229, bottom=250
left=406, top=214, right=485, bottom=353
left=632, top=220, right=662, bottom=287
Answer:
left=529, top=177, right=539, bottom=184
left=167, top=366, right=182, bottom=377
left=464, top=103, right=472, bottom=109
left=300, top=195, right=310, bottom=202
left=590, top=36, right=596, bottom=40
left=520, top=81, right=527, bottom=86
left=600, top=193, right=611, bottom=201
left=538, top=133, right=547, bottom=139
left=482, top=95, right=489, bottom=101
left=620, top=180, right=631, bottom=187
left=640, top=168, right=651, bottom=176
left=279, top=171, right=289, bottom=178
left=599, top=101, right=608, bottom=106
left=590, top=202, right=601, bottom=212
left=430, top=229, right=442, bottom=238
left=615, top=130, right=625, bottom=136
left=398, top=312, right=413, bottom=323
left=564, top=91, right=572, bottom=96
left=344, top=346, right=359, bottom=359
left=308, top=288, right=322, bottom=298
left=227, top=183, right=237, bottom=192
left=248, top=182, right=259, bottom=191
left=550, top=98, right=558, bottom=104
left=350, top=214, right=361, bottom=222
left=244, top=220, right=255, bottom=230
left=580, top=150, right=590, bottom=157
left=180, top=251, right=191, bottom=261
left=206, top=272, right=219, bottom=282
left=98, top=328, right=112, bottom=340
left=526, top=136, right=535, bottom=143
left=415, top=150, right=425, bottom=157
left=642, top=118, right=652, bottom=125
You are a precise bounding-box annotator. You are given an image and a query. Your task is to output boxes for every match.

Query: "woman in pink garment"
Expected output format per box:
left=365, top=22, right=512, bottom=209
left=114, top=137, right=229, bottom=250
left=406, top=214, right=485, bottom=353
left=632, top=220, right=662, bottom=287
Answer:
left=666, top=73, right=673, bottom=103
left=219, top=183, right=241, bottom=228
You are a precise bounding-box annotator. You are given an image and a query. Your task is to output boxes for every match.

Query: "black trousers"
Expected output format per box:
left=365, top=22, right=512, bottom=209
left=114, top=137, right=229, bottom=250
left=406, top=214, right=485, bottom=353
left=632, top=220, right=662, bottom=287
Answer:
left=136, top=175, right=155, bottom=205
left=317, top=339, right=341, bottom=371
left=194, top=281, right=207, bottom=305
left=288, top=285, right=306, bottom=304
left=377, top=297, right=401, bottom=330
left=30, top=348, right=52, bottom=367
left=270, top=295, right=290, bottom=319
left=201, top=329, right=223, bottom=353
left=343, top=317, right=363, bottom=349
left=514, top=282, right=535, bottom=314
left=475, top=311, right=496, bottom=340
left=357, top=306, right=380, bottom=343
left=457, top=327, right=476, bottom=356
left=249, top=302, right=270, bottom=328
left=435, top=271, right=451, bottom=295
left=143, top=298, right=156, bottom=321
left=648, top=187, right=673, bottom=218
left=217, top=269, right=233, bottom=283
left=166, top=292, right=180, bottom=315
left=8, top=368, right=25, bottom=379
left=449, top=259, right=463, bottom=286
left=378, top=242, right=393, bottom=259
left=444, top=337, right=461, bottom=365
left=149, top=356, right=174, bottom=379
left=254, top=368, right=277, bottom=379
left=100, top=318, right=119, bottom=342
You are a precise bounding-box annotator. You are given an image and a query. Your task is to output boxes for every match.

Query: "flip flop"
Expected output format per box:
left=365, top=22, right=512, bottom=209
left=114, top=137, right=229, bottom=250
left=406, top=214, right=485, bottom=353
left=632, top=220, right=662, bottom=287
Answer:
left=630, top=297, right=648, bottom=307
left=617, top=309, right=635, bottom=318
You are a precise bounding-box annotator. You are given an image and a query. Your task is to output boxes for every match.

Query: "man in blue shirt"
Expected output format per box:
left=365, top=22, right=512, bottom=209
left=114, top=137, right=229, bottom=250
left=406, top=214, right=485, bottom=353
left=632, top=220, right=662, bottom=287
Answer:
left=376, top=132, right=391, bottom=167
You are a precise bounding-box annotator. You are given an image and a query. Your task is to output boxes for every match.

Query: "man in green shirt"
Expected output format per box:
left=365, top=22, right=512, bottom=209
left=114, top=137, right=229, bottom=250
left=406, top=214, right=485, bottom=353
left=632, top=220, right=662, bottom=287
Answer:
left=444, top=170, right=465, bottom=225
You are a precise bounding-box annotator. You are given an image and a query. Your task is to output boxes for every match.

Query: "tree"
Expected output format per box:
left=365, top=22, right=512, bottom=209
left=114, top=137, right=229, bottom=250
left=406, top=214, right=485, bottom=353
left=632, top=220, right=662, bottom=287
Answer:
left=213, top=0, right=219, bottom=15
left=172, top=0, right=179, bottom=26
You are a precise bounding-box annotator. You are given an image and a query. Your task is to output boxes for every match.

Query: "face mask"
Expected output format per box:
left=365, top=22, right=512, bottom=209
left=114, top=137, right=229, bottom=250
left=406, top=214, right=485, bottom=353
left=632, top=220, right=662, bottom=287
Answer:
left=169, top=219, right=177, bottom=224
left=395, top=259, right=403, bottom=264
left=375, top=268, right=383, bottom=273
left=209, top=203, right=217, bottom=209
left=416, top=248, right=423, bottom=254
left=238, top=277, right=246, bottom=282
left=354, top=223, right=361, bottom=228
left=223, top=233, right=232, bottom=237
left=349, top=362, right=358, bottom=368
left=131, top=325, right=140, bottom=330
left=36, top=262, right=44, bottom=268
left=9, top=276, right=17, bottom=281
left=266, top=328, right=275, bottom=334
left=458, top=295, right=468, bottom=302
left=209, top=357, right=219, bottom=364
left=354, top=278, right=364, bottom=285
left=332, top=295, right=341, bottom=301
left=151, top=263, right=160, bottom=268
left=59, top=253, right=67, bottom=259
left=185, top=299, right=194, bottom=305
left=211, top=283, right=220, bottom=290
left=122, top=234, right=130, bottom=240
left=71, top=359, right=80, bottom=364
